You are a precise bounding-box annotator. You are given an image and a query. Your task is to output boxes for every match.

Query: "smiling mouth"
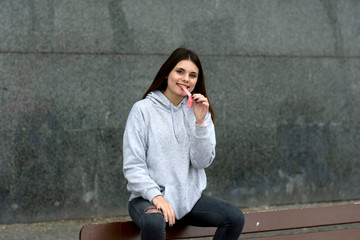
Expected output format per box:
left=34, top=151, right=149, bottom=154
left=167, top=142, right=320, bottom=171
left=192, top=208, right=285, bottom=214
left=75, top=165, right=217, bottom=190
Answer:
left=177, top=83, right=189, bottom=89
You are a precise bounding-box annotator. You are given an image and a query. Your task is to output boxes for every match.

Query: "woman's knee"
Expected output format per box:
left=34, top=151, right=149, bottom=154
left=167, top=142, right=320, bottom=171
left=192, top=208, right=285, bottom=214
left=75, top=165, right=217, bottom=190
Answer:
left=141, top=208, right=166, bottom=235
left=233, top=208, right=245, bottom=229
left=224, top=204, right=245, bottom=229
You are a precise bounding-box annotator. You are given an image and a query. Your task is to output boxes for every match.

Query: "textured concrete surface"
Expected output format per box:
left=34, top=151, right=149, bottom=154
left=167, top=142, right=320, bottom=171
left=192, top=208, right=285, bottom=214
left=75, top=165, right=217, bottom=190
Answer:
left=1, top=0, right=360, bottom=225
left=0, top=215, right=131, bottom=240
left=1, top=0, right=360, bottom=56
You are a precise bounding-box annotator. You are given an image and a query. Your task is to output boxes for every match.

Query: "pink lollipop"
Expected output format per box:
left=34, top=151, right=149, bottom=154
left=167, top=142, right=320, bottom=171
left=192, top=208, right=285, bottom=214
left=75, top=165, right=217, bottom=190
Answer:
left=180, top=85, right=193, bottom=108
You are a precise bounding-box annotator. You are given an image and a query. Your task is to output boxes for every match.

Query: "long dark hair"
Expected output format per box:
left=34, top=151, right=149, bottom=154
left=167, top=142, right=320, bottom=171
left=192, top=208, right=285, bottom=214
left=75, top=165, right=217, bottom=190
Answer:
left=142, top=47, right=215, bottom=123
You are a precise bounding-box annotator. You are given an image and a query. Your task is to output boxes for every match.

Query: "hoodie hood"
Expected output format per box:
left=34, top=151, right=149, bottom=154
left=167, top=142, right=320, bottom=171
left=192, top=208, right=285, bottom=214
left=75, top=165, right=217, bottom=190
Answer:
left=146, top=90, right=192, bottom=141
left=146, top=90, right=186, bottom=111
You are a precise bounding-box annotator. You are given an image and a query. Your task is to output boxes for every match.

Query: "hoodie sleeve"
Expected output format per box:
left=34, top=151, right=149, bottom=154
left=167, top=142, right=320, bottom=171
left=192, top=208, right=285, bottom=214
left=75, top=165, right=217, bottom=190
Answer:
left=122, top=103, right=162, bottom=202
left=190, top=112, right=216, bottom=169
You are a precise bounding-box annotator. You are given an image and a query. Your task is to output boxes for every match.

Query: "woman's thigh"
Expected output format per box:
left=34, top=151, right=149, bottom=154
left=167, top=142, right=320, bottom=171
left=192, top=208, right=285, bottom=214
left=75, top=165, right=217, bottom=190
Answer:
left=180, top=194, right=244, bottom=228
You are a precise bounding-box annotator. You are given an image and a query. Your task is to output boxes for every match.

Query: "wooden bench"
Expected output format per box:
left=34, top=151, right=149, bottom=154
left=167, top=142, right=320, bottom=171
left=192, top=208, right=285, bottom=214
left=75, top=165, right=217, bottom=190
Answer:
left=79, top=202, right=360, bottom=240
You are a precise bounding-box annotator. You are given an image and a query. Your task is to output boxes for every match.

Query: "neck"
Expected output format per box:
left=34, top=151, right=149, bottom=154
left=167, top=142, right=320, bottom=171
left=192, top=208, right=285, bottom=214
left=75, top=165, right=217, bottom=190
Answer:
left=163, top=89, right=184, bottom=106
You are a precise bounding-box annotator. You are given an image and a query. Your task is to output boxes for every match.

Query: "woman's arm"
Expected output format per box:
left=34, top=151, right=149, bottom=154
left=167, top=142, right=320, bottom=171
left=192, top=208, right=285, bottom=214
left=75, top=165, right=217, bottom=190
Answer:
left=190, top=112, right=216, bottom=169
left=122, top=104, right=162, bottom=202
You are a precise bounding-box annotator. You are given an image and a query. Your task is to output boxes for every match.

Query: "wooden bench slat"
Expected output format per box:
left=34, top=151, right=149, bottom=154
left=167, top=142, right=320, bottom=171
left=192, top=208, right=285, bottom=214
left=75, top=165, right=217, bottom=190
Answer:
left=79, top=221, right=139, bottom=240
left=79, top=203, right=360, bottom=240
left=243, top=203, right=360, bottom=233
left=166, top=226, right=215, bottom=239
left=79, top=222, right=217, bottom=240
left=249, top=228, right=360, bottom=240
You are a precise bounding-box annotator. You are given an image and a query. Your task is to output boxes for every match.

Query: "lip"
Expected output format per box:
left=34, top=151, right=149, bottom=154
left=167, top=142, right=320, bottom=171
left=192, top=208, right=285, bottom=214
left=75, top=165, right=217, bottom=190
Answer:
left=177, top=83, right=189, bottom=89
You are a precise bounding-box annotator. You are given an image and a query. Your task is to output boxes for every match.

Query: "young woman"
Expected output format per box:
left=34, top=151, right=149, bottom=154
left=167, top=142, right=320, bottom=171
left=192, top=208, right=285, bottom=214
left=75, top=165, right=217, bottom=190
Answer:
left=123, top=47, right=244, bottom=240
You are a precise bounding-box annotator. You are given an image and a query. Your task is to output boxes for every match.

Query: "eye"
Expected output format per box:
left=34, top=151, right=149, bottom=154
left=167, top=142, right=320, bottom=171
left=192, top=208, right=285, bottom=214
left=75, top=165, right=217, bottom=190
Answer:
left=176, top=70, right=184, bottom=74
left=190, top=74, right=197, bottom=78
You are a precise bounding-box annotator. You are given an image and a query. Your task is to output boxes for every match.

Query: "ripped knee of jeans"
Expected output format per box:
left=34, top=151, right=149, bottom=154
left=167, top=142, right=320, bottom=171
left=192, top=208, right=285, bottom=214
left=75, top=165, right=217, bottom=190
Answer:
left=145, top=206, right=162, bottom=214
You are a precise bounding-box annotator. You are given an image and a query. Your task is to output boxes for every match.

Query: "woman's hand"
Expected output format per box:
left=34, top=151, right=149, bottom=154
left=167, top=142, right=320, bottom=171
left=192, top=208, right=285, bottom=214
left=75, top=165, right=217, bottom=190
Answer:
left=152, top=195, right=176, bottom=226
left=192, top=93, right=209, bottom=125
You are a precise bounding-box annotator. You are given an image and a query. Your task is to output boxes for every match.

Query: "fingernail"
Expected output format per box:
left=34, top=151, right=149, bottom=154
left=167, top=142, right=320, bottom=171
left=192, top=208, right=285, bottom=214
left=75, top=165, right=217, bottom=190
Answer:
left=170, top=224, right=173, bottom=227
left=166, top=219, right=168, bottom=223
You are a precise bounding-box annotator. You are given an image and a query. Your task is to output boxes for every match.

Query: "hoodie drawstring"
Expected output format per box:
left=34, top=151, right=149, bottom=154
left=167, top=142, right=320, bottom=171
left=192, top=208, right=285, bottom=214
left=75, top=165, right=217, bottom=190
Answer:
left=147, top=91, right=192, bottom=142
left=171, top=101, right=192, bottom=142
left=182, top=104, right=192, bottom=139
left=170, top=105, right=179, bottom=141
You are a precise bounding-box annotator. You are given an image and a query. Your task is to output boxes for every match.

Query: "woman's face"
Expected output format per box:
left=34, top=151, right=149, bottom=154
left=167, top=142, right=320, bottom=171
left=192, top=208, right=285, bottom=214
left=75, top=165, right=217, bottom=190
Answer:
left=163, top=60, right=199, bottom=105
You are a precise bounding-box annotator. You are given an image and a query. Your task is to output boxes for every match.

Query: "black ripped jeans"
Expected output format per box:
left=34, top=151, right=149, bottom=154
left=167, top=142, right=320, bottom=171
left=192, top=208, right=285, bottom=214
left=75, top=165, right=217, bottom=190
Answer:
left=128, top=194, right=245, bottom=240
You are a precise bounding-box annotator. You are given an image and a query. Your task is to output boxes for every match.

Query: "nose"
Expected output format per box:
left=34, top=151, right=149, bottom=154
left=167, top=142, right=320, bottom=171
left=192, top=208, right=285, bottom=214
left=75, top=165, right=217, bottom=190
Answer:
left=182, top=74, right=189, bottom=83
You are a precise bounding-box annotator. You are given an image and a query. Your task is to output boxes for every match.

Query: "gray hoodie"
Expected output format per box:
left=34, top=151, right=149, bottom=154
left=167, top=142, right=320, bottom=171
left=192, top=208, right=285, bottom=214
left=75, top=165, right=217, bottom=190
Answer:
left=123, top=90, right=216, bottom=219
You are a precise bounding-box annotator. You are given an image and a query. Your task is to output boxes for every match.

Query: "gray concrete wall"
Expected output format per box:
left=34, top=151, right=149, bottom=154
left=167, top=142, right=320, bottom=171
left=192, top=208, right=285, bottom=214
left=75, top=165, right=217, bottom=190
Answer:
left=1, top=0, right=359, bottom=224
